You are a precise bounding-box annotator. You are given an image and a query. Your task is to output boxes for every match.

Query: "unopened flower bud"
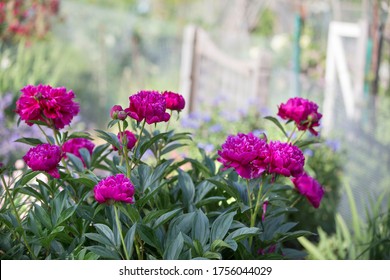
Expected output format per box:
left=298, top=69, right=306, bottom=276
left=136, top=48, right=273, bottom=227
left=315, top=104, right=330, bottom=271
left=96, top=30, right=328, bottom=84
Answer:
left=117, top=110, right=127, bottom=120
left=110, top=105, right=123, bottom=120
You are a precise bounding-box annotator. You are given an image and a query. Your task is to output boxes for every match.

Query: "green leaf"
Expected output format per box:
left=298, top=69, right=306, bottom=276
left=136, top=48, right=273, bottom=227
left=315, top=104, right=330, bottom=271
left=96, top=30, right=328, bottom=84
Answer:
left=225, top=227, right=260, bottom=241
left=295, top=138, right=321, bottom=149
left=49, top=226, right=65, bottom=236
left=139, top=132, right=170, bottom=157
left=79, top=148, right=92, bottom=168
left=191, top=210, right=209, bottom=246
left=85, top=233, right=114, bottom=247
left=14, top=137, right=44, bottom=146
left=153, top=209, right=182, bottom=229
left=125, top=223, right=137, bottom=259
left=195, top=196, right=226, bottom=208
left=87, top=246, right=120, bottom=259
left=164, top=232, right=184, bottom=260
left=66, top=153, right=84, bottom=172
left=57, top=206, right=77, bottom=226
left=160, top=143, right=187, bottom=156
left=264, top=116, right=288, bottom=137
left=207, top=179, right=241, bottom=201
left=178, top=169, right=195, bottom=208
left=137, top=224, right=162, bottom=254
left=68, top=131, right=93, bottom=140
left=95, top=129, right=121, bottom=150
left=210, top=239, right=236, bottom=252
left=210, top=211, right=236, bottom=242
left=94, top=224, right=116, bottom=246
left=33, top=204, right=52, bottom=229
left=203, top=251, right=221, bottom=260
left=15, top=171, right=41, bottom=187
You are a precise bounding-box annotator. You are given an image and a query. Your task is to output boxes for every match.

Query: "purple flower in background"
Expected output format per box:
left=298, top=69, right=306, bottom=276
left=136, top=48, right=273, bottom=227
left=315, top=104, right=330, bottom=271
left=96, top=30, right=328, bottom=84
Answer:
left=325, top=139, right=341, bottom=152
left=23, top=143, right=63, bottom=178
left=125, top=90, right=170, bottom=124
left=266, top=141, right=305, bottom=177
left=62, top=138, right=95, bottom=165
left=198, top=143, right=215, bottom=154
left=252, top=129, right=266, bottom=138
left=209, top=124, right=223, bottom=133
left=217, top=133, right=269, bottom=179
left=277, top=97, right=322, bottom=136
left=94, top=174, right=135, bottom=204
left=291, top=173, right=325, bottom=208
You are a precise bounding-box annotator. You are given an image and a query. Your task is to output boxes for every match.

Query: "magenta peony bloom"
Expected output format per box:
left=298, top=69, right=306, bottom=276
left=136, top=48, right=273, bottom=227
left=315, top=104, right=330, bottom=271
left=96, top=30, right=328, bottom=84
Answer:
left=23, top=143, right=63, bottom=178
left=277, top=97, right=322, bottom=136
left=266, top=141, right=305, bottom=177
left=62, top=138, right=95, bottom=164
left=16, top=84, right=80, bottom=130
left=217, top=133, right=269, bottom=179
left=114, top=130, right=137, bottom=151
left=110, top=105, right=127, bottom=120
left=162, top=91, right=185, bottom=111
left=291, top=173, right=325, bottom=208
left=94, top=174, right=135, bottom=204
left=125, top=90, right=170, bottom=124
left=16, top=84, right=79, bottom=129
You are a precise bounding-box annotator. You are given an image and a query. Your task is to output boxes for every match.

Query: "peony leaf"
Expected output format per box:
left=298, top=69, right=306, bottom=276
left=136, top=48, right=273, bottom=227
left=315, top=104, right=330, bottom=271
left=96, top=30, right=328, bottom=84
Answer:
left=14, top=137, right=44, bottom=146
left=264, top=116, right=288, bottom=137
left=210, top=211, right=236, bottom=242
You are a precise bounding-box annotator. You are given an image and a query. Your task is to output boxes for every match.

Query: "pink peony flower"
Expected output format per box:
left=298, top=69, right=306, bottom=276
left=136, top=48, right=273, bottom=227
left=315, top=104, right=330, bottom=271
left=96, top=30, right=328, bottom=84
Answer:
left=125, top=90, right=170, bottom=124
left=217, top=133, right=269, bottom=179
left=292, top=173, right=325, bottom=208
left=62, top=138, right=95, bottom=164
left=23, top=143, right=62, bottom=178
left=266, top=141, right=305, bottom=177
left=16, top=84, right=80, bottom=130
left=162, top=91, right=185, bottom=111
left=277, top=97, right=322, bottom=136
left=94, top=174, right=135, bottom=204
left=110, top=105, right=127, bottom=120
left=114, top=130, right=137, bottom=151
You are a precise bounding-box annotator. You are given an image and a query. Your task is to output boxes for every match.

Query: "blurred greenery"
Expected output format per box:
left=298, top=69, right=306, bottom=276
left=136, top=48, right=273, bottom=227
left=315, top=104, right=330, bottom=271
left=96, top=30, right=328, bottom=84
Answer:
left=298, top=183, right=390, bottom=260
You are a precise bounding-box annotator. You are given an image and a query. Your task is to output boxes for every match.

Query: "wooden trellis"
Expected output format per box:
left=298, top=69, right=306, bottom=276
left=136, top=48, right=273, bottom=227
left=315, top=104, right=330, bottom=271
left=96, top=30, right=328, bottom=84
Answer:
left=180, top=25, right=271, bottom=115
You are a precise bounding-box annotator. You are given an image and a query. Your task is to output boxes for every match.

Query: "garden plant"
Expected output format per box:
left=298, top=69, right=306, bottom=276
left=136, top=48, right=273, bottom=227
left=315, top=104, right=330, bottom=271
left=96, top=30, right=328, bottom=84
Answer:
left=0, top=84, right=327, bottom=260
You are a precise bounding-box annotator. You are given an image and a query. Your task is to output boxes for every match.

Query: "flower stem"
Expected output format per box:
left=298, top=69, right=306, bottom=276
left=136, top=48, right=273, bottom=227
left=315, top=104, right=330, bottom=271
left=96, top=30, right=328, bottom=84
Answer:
left=37, top=124, right=52, bottom=144
left=118, top=122, right=131, bottom=178
left=250, top=179, right=264, bottom=228
left=130, top=120, right=146, bottom=170
left=113, top=204, right=130, bottom=260
left=286, top=125, right=297, bottom=143
left=290, top=195, right=303, bottom=208
left=293, top=130, right=306, bottom=145
left=1, top=175, right=37, bottom=259
left=246, top=179, right=253, bottom=211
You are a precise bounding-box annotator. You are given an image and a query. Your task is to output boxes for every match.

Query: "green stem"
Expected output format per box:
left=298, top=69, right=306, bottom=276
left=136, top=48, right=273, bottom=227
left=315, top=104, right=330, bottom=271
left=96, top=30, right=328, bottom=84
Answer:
left=165, top=110, right=173, bottom=132
left=130, top=120, right=146, bottom=170
left=290, top=195, right=303, bottom=208
left=250, top=179, right=264, bottom=228
left=113, top=204, right=130, bottom=260
left=292, top=130, right=306, bottom=145
left=246, top=179, right=253, bottom=211
left=1, top=175, right=37, bottom=259
left=37, top=125, right=52, bottom=144
left=135, top=234, right=143, bottom=260
left=118, top=122, right=132, bottom=178
left=286, top=125, right=297, bottom=143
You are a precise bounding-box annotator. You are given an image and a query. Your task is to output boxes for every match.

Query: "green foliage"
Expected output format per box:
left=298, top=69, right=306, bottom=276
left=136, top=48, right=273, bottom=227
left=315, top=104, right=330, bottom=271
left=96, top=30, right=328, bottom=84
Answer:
left=298, top=183, right=390, bottom=260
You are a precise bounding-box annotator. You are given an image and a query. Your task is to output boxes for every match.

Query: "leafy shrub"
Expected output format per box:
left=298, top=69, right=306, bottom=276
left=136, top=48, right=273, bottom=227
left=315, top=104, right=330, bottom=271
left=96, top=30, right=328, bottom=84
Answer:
left=0, top=87, right=329, bottom=260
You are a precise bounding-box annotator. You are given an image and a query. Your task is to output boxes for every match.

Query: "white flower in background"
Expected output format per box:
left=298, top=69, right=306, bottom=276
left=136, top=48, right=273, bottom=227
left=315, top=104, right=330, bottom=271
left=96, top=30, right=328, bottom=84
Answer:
left=271, top=34, right=290, bottom=52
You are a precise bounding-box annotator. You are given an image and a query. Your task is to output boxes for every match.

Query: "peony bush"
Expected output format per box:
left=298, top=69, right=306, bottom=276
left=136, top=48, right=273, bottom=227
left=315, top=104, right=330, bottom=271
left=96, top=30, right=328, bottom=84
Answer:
left=0, top=85, right=327, bottom=260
